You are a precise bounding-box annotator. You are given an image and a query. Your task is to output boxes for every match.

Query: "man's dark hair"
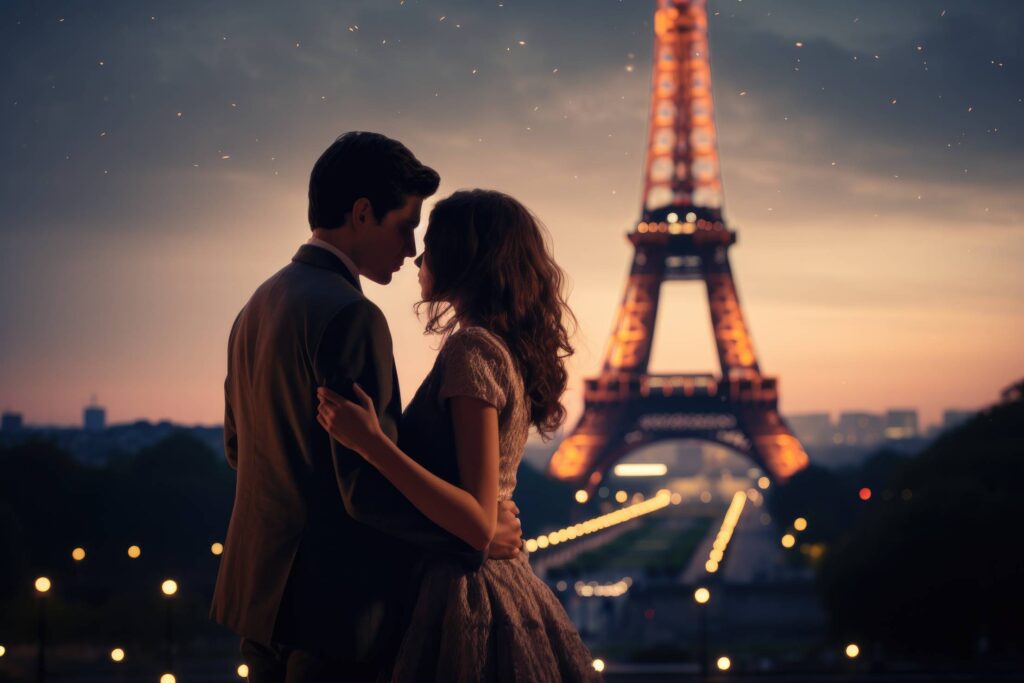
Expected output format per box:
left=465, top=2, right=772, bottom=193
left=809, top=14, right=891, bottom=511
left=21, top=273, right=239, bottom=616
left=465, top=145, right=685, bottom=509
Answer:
left=308, top=132, right=440, bottom=229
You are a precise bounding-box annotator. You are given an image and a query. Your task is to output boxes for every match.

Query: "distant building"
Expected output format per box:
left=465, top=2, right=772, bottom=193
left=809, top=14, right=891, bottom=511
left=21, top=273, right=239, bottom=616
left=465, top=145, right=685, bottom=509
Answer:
left=786, top=413, right=834, bottom=447
left=884, top=409, right=920, bottom=440
left=1, top=411, right=23, bottom=432
left=837, top=412, right=885, bottom=446
left=942, top=410, right=975, bottom=431
left=83, top=402, right=106, bottom=432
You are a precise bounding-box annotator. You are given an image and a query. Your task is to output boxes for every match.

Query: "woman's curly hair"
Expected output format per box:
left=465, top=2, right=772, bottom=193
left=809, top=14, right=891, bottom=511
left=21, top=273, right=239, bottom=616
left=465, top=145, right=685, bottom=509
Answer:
left=417, top=189, right=576, bottom=439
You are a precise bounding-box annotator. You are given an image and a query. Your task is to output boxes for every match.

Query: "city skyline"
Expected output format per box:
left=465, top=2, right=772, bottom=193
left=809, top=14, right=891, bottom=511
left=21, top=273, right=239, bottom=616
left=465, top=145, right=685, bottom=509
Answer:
left=1, top=1, right=1022, bottom=429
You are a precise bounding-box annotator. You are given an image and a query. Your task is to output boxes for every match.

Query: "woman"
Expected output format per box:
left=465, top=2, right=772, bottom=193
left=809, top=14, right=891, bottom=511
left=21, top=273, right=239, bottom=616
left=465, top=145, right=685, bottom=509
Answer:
left=316, top=189, right=600, bottom=682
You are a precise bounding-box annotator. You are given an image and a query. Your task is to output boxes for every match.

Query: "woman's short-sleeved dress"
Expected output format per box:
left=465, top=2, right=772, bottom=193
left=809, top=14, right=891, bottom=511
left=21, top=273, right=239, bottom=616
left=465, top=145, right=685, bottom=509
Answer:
left=392, top=326, right=601, bottom=683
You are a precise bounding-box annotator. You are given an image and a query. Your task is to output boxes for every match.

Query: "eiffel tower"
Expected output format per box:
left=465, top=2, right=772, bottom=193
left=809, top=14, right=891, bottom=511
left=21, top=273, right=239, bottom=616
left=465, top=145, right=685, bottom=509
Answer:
left=548, top=0, right=810, bottom=491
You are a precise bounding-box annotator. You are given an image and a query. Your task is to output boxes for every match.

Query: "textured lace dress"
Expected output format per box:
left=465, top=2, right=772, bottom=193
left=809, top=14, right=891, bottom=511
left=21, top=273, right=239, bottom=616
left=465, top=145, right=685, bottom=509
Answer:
left=391, top=326, right=601, bottom=683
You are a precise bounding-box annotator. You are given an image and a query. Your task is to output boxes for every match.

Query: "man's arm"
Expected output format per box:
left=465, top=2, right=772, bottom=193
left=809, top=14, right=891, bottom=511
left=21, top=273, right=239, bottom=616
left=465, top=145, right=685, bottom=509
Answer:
left=316, top=300, right=490, bottom=564
left=223, top=317, right=240, bottom=470
left=224, top=378, right=238, bottom=470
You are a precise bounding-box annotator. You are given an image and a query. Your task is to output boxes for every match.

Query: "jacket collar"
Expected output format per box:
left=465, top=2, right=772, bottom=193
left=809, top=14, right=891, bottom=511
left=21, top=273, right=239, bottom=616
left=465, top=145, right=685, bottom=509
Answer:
left=292, top=244, right=361, bottom=292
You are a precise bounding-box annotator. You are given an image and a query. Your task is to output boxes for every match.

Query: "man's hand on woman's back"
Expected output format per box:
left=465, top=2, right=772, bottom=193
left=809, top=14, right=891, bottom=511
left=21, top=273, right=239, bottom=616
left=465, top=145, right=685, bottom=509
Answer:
left=487, top=500, right=523, bottom=560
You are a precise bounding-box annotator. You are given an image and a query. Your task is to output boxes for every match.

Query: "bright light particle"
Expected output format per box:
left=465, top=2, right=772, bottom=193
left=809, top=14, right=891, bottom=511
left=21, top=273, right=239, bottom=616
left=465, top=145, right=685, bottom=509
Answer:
left=859, top=487, right=871, bottom=501
left=846, top=643, right=860, bottom=658
left=237, top=664, right=250, bottom=678
left=211, top=542, right=224, bottom=556
left=128, top=545, right=141, bottom=558
left=72, top=547, right=86, bottom=561
left=574, top=490, right=589, bottom=504
left=35, top=577, right=51, bottom=593
left=161, top=675, right=176, bottom=683
left=110, top=648, right=125, bottom=662
left=717, top=656, right=731, bottom=671
left=592, top=659, right=605, bottom=672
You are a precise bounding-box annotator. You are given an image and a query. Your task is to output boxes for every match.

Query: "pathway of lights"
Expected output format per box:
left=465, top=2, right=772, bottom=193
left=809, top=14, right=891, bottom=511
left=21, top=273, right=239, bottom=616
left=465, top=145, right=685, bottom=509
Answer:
left=704, top=491, right=747, bottom=574
left=575, top=577, right=632, bottom=598
left=523, top=490, right=674, bottom=553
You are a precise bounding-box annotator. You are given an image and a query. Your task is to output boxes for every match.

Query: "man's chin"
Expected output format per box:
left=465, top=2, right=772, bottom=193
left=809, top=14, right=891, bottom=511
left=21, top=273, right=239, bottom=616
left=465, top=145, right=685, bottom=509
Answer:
left=365, top=271, right=393, bottom=286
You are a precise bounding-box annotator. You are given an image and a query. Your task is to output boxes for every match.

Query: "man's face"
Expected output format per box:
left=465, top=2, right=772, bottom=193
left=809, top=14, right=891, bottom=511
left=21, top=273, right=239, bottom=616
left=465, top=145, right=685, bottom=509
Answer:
left=357, top=195, right=422, bottom=285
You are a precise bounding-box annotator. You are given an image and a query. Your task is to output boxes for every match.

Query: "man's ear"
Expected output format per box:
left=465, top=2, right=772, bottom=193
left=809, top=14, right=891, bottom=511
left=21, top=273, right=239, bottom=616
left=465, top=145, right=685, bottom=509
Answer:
left=351, top=197, right=373, bottom=228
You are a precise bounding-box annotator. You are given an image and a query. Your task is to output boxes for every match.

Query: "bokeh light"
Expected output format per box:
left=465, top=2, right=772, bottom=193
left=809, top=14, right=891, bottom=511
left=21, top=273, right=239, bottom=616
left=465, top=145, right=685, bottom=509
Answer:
left=717, top=656, right=731, bottom=671
left=161, top=579, right=178, bottom=596
left=110, top=648, right=125, bottom=662
left=781, top=533, right=796, bottom=548
left=592, top=658, right=605, bottom=672
left=859, top=487, right=872, bottom=501
left=694, top=587, right=710, bottom=604
left=34, top=576, right=51, bottom=593
left=846, top=643, right=860, bottom=658
left=794, top=517, right=808, bottom=531
left=160, top=675, right=176, bottom=683
left=574, top=489, right=589, bottom=504
left=71, top=547, right=86, bottom=561
left=237, top=663, right=250, bottom=678
left=211, top=542, right=224, bottom=556
left=127, top=545, right=142, bottom=559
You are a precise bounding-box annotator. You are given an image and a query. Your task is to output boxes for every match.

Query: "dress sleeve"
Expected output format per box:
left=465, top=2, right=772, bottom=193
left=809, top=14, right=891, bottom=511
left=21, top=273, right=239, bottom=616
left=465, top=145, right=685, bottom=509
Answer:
left=439, top=329, right=510, bottom=411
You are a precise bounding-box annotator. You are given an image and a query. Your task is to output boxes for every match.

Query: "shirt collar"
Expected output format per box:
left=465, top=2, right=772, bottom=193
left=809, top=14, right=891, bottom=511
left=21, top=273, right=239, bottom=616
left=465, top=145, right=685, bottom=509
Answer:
left=306, top=237, right=360, bottom=283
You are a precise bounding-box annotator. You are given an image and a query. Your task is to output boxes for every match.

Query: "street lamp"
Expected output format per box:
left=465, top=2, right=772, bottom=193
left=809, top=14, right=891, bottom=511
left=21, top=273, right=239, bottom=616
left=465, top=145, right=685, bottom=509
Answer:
left=161, top=580, right=179, bottom=675
left=35, top=576, right=51, bottom=683
left=693, top=587, right=711, bottom=680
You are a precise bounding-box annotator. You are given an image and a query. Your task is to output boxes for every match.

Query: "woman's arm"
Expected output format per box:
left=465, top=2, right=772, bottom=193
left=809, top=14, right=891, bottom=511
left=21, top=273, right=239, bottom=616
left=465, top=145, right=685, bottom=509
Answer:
left=318, top=385, right=499, bottom=551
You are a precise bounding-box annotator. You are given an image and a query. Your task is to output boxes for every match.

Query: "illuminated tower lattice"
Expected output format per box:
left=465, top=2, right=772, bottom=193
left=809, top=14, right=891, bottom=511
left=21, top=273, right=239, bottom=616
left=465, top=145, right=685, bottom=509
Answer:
left=549, top=0, right=809, bottom=491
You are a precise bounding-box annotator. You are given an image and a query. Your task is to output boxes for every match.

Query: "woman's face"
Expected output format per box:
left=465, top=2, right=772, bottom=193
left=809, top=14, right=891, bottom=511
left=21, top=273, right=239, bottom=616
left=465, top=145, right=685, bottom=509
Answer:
left=416, top=250, right=434, bottom=300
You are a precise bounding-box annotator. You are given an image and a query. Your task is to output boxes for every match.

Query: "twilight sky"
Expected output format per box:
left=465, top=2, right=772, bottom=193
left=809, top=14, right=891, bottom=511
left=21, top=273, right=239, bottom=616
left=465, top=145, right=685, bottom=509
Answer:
left=1, top=0, right=1022, bottom=430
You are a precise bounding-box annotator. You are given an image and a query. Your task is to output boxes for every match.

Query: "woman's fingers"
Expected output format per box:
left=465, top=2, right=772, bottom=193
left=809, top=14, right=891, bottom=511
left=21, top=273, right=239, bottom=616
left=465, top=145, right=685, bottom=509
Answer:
left=352, top=383, right=375, bottom=412
left=317, top=386, right=343, bottom=405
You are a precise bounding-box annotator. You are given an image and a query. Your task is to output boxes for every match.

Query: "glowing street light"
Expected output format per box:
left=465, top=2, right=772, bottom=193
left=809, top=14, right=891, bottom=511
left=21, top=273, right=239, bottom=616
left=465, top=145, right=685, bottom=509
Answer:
left=211, top=542, right=224, bottom=556
left=237, top=663, right=250, bottom=678
left=574, top=489, right=589, bottom=504
left=0, top=644, right=6, bottom=657
left=781, top=533, right=796, bottom=548
left=127, top=545, right=142, bottom=559
left=160, top=675, right=176, bottom=683
left=162, top=579, right=179, bottom=674
left=757, top=476, right=770, bottom=489
left=613, top=463, right=667, bottom=477
left=793, top=517, right=808, bottom=531
left=110, top=648, right=125, bottom=662
left=845, top=643, right=860, bottom=658
left=592, top=659, right=605, bottom=672
left=71, top=547, right=86, bottom=562
left=614, top=490, right=628, bottom=503
left=35, top=576, right=51, bottom=683
left=717, top=656, right=731, bottom=671
left=694, top=586, right=711, bottom=678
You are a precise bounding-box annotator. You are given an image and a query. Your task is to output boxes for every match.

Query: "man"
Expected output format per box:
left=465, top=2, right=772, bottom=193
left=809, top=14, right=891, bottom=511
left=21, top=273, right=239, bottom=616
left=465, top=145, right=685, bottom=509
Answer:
left=211, top=132, right=523, bottom=682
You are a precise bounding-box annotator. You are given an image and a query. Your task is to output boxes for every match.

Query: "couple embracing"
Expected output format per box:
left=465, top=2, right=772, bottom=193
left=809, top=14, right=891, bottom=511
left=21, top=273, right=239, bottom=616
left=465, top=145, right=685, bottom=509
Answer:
left=211, top=132, right=601, bottom=682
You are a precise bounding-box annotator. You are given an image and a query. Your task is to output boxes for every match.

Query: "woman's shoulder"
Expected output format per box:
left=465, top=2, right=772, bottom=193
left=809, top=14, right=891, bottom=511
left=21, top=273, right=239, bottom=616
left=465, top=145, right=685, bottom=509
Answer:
left=443, top=326, right=512, bottom=363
